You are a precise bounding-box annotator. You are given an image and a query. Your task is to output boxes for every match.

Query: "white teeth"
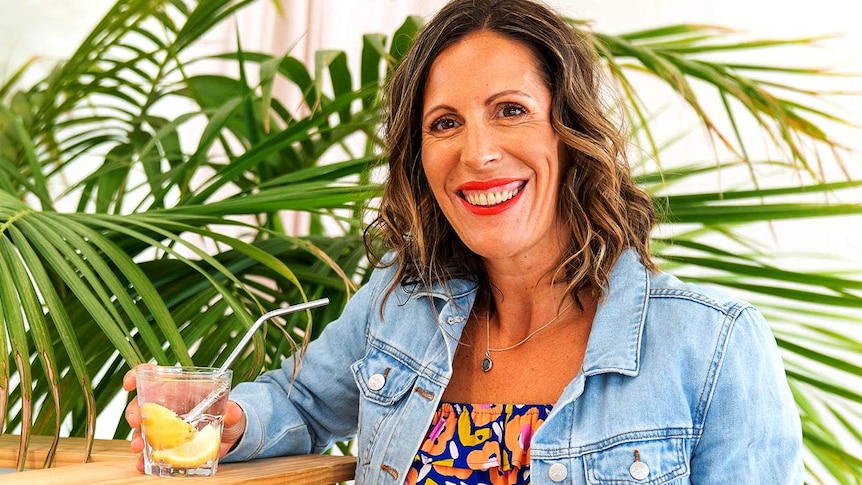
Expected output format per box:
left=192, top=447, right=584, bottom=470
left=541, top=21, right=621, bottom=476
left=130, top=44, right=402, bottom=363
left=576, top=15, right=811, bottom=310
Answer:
left=465, top=188, right=520, bottom=207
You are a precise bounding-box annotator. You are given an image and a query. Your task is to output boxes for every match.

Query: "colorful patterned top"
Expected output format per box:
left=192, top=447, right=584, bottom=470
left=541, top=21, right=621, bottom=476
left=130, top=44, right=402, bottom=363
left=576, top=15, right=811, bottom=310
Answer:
left=405, top=402, right=553, bottom=485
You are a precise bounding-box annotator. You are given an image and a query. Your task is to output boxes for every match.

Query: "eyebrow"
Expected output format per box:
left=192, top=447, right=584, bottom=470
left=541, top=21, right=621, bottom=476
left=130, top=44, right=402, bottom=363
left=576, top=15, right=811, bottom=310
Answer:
left=421, top=89, right=533, bottom=125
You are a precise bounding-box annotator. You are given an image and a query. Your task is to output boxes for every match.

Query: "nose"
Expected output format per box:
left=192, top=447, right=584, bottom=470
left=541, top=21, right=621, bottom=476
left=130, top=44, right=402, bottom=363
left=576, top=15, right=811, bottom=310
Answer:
left=460, top=122, right=501, bottom=169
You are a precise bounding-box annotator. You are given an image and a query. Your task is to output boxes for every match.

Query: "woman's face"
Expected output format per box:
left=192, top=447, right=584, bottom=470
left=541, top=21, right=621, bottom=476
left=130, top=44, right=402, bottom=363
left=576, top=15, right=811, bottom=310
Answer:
left=420, top=31, right=567, bottom=265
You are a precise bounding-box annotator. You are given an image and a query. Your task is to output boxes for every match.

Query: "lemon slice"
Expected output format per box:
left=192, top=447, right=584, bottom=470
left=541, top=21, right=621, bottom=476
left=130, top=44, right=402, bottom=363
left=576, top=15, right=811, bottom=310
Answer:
left=152, top=423, right=221, bottom=468
left=140, top=402, right=197, bottom=449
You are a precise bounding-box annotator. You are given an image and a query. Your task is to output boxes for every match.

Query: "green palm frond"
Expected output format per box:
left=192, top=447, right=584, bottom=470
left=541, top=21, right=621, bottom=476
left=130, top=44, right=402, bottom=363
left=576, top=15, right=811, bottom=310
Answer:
left=591, top=23, right=855, bottom=180
left=0, top=0, right=385, bottom=468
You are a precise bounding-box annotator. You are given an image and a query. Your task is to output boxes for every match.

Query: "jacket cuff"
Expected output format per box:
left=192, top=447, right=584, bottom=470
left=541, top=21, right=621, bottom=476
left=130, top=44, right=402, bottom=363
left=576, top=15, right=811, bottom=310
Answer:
left=220, top=398, right=263, bottom=462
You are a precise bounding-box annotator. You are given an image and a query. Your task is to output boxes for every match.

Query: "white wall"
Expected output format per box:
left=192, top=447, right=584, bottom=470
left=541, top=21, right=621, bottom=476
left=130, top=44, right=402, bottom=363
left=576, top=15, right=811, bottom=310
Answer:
left=0, top=0, right=115, bottom=85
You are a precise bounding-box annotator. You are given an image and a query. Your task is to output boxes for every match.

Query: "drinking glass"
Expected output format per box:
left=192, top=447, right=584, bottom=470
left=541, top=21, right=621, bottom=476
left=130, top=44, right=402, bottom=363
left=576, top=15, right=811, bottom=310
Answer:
left=136, top=366, right=232, bottom=477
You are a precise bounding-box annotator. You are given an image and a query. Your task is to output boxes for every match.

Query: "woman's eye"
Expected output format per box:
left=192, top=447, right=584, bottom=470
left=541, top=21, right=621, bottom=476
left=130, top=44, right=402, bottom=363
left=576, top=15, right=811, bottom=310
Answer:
left=499, top=103, right=527, bottom=118
left=429, top=117, right=460, bottom=132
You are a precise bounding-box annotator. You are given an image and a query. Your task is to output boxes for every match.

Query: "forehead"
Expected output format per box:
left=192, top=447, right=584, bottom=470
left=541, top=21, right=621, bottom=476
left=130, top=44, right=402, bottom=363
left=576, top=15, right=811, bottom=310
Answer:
left=423, top=31, right=548, bottom=102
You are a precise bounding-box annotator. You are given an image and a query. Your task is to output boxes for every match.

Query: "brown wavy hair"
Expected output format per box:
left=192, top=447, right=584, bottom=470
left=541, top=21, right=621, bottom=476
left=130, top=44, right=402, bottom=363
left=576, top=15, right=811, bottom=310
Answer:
left=364, top=0, right=656, bottom=303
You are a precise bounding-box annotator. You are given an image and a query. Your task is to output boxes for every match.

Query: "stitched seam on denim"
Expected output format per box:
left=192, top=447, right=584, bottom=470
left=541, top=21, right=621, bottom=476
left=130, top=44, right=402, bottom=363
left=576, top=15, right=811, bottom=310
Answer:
left=531, top=428, right=699, bottom=458
left=583, top=429, right=698, bottom=456
left=401, top=278, right=479, bottom=303
left=584, top=439, right=691, bottom=484
left=696, top=310, right=731, bottom=424
left=587, top=450, right=689, bottom=484
left=249, top=409, right=266, bottom=458
left=368, top=336, right=448, bottom=386
left=356, top=397, right=370, bottom=466
left=354, top=365, right=416, bottom=406
left=648, top=288, right=750, bottom=317
left=263, top=422, right=312, bottom=457
left=361, top=405, right=395, bottom=465
left=633, top=264, right=649, bottom=372
left=581, top=264, right=647, bottom=376
left=373, top=286, right=477, bottom=385
left=690, top=304, right=747, bottom=459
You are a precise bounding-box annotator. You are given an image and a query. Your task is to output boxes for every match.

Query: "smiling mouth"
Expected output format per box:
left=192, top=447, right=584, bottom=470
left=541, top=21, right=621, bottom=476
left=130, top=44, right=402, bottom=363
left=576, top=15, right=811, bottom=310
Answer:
left=459, top=181, right=525, bottom=207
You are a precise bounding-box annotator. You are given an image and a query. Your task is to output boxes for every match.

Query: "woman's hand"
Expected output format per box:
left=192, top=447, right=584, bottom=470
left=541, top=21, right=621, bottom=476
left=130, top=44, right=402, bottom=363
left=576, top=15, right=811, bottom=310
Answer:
left=122, top=365, right=247, bottom=473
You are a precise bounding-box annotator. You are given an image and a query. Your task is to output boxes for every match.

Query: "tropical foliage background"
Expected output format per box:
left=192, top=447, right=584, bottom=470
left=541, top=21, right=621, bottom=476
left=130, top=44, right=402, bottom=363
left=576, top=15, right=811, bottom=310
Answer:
left=0, top=0, right=860, bottom=482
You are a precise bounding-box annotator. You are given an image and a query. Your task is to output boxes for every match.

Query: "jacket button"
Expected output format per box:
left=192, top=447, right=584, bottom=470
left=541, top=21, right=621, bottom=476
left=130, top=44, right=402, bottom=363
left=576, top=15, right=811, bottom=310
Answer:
left=629, top=460, right=650, bottom=480
left=548, top=463, right=568, bottom=482
left=368, top=373, right=386, bottom=391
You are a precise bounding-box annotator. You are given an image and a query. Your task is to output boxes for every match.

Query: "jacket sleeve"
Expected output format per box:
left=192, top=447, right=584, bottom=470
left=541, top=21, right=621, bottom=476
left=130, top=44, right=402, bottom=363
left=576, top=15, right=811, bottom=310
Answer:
left=690, top=305, right=804, bottom=483
left=221, top=267, right=387, bottom=461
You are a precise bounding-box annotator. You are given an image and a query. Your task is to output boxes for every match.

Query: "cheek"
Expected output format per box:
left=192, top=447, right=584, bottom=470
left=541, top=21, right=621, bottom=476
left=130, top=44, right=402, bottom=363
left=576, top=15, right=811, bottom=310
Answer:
left=420, top=146, right=449, bottom=194
left=420, top=163, right=447, bottom=209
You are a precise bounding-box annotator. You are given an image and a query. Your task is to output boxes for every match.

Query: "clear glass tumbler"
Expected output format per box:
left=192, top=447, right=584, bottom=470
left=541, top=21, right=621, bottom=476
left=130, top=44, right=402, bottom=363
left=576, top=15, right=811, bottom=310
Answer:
left=136, top=366, right=232, bottom=477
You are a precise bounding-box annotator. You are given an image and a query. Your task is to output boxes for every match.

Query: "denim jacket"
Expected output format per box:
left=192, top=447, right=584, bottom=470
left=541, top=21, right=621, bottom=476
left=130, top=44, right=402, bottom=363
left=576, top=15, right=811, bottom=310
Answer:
left=224, top=250, right=803, bottom=484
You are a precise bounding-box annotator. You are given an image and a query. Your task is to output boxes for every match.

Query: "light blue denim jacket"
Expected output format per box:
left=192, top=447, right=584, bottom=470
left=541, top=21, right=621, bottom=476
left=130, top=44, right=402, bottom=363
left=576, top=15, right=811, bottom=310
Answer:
left=224, top=250, right=803, bottom=484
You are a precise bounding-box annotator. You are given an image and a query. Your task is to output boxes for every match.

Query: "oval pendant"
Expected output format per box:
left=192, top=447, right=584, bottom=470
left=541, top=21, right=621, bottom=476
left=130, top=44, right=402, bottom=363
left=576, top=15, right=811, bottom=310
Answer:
left=481, top=354, right=493, bottom=372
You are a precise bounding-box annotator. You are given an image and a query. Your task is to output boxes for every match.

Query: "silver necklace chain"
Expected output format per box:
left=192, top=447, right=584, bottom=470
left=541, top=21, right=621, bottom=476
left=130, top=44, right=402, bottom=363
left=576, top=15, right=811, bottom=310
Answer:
left=481, top=300, right=575, bottom=372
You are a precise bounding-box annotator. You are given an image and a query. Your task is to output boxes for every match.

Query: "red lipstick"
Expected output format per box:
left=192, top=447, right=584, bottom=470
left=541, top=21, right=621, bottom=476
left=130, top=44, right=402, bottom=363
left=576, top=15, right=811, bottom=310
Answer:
left=457, top=178, right=522, bottom=191
left=457, top=179, right=525, bottom=216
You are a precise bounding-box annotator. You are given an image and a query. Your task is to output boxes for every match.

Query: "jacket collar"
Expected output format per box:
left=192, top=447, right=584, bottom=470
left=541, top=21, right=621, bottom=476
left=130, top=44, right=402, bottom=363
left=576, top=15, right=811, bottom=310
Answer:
left=397, top=249, right=649, bottom=377
left=581, top=249, right=649, bottom=377
left=395, top=271, right=478, bottom=303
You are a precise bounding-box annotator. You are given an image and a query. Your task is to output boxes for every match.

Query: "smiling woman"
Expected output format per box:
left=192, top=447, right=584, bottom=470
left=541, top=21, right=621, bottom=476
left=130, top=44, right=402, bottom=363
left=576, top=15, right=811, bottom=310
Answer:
left=3, top=0, right=858, bottom=481
left=420, top=31, right=566, bottom=265
left=121, top=0, right=804, bottom=484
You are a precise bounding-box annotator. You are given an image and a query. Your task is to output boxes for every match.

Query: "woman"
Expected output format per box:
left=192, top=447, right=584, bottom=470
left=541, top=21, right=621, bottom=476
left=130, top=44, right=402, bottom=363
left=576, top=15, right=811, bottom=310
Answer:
left=124, top=0, right=803, bottom=483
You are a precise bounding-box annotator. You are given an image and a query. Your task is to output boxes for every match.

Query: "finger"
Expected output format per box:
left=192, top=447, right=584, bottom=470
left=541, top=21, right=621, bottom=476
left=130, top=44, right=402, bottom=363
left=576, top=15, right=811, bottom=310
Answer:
left=130, top=428, right=144, bottom=454
left=219, top=401, right=246, bottom=457
left=123, top=364, right=150, bottom=392
left=224, top=401, right=244, bottom=427
left=136, top=454, right=145, bottom=473
left=222, top=402, right=246, bottom=441
left=219, top=441, right=235, bottom=458
left=122, top=368, right=137, bottom=392
left=124, top=363, right=156, bottom=392
left=125, top=400, right=142, bottom=428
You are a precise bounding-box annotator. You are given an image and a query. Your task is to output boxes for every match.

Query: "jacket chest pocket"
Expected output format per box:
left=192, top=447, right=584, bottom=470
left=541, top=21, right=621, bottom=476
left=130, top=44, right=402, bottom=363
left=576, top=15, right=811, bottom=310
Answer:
left=352, top=345, right=419, bottom=405
left=351, top=344, right=420, bottom=463
left=584, top=436, right=690, bottom=484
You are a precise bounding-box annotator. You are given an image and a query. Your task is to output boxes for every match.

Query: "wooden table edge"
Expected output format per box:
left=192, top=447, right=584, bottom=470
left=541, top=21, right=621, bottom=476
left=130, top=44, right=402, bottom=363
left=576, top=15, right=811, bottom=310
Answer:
left=1, top=435, right=356, bottom=484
